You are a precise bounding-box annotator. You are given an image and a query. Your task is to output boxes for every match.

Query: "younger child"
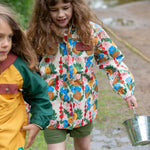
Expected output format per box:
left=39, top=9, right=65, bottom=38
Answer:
left=0, top=3, right=52, bottom=150
left=27, top=0, right=138, bottom=150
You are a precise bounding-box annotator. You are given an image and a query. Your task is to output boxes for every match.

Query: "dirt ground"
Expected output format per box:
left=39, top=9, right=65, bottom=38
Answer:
left=95, top=0, right=150, bottom=120
left=90, top=1, right=150, bottom=149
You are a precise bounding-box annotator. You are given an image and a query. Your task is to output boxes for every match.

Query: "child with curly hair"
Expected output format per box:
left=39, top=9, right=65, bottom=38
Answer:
left=27, top=0, right=137, bottom=149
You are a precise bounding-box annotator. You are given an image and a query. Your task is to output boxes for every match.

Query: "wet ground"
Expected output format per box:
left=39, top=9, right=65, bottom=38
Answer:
left=88, top=0, right=150, bottom=150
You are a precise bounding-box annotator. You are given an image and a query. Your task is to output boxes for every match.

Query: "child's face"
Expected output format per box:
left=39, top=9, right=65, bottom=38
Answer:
left=49, top=0, right=73, bottom=28
left=0, top=18, right=13, bottom=62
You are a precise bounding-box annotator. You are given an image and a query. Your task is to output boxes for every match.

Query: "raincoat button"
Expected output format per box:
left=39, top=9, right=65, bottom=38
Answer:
left=5, top=88, right=9, bottom=92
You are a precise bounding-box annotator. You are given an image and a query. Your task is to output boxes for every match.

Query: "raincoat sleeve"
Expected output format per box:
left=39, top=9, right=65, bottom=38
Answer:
left=93, top=24, right=135, bottom=99
left=14, top=57, right=52, bottom=129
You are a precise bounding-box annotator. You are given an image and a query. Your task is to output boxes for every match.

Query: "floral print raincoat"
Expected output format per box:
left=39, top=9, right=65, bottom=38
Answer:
left=39, top=22, right=135, bottom=130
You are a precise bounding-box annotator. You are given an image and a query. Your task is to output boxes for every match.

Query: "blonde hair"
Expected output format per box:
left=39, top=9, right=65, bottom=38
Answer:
left=0, top=3, right=38, bottom=71
left=27, top=0, right=102, bottom=56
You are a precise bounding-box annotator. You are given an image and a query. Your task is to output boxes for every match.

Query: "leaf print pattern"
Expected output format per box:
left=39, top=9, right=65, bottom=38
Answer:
left=38, top=22, right=135, bottom=129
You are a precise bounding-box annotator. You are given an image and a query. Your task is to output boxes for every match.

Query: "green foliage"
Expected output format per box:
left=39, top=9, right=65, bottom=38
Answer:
left=0, top=0, right=34, bottom=29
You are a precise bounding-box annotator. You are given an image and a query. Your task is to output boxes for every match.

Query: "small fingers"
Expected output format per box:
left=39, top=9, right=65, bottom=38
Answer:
left=25, top=136, right=34, bottom=149
left=20, top=125, right=30, bottom=131
left=125, top=95, right=138, bottom=109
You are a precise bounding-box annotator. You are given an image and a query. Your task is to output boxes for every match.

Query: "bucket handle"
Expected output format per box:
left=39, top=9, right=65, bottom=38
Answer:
left=132, top=104, right=138, bottom=117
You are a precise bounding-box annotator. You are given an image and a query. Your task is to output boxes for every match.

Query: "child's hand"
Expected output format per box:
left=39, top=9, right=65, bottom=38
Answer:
left=21, top=123, right=41, bottom=149
left=125, top=95, right=138, bottom=109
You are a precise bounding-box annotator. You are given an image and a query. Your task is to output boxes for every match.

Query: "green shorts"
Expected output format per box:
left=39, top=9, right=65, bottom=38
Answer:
left=44, top=122, right=93, bottom=144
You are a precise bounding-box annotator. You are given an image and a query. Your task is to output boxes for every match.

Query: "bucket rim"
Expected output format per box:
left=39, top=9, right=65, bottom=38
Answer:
left=122, top=115, right=150, bottom=124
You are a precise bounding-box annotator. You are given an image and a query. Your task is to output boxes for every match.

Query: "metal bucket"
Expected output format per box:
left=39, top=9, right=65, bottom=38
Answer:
left=123, top=108, right=150, bottom=146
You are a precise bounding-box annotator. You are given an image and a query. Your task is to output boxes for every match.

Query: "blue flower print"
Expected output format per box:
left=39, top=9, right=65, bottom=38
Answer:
left=71, top=86, right=74, bottom=92
left=86, top=56, right=92, bottom=68
left=69, top=66, right=73, bottom=78
left=64, top=94, right=69, bottom=101
left=87, top=56, right=92, bottom=62
left=63, top=74, right=67, bottom=81
left=98, top=54, right=104, bottom=59
left=87, top=98, right=91, bottom=111
left=69, top=74, right=73, bottom=78
left=63, top=120, right=69, bottom=127
left=86, top=61, right=92, bottom=68
left=69, top=66, right=73, bottom=74
left=85, top=85, right=89, bottom=92
left=114, top=83, right=121, bottom=90
left=95, top=79, right=97, bottom=85
left=95, top=24, right=103, bottom=32
left=48, top=86, right=54, bottom=92
left=87, top=103, right=91, bottom=111
left=69, top=39, right=77, bottom=47
left=126, top=77, right=132, bottom=85
left=60, top=87, right=64, bottom=94
left=109, top=46, right=115, bottom=54
left=87, top=98, right=90, bottom=104
left=60, top=87, right=67, bottom=94
left=74, top=86, right=81, bottom=93
left=60, top=42, right=67, bottom=55
left=116, top=55, right=123, bottom=63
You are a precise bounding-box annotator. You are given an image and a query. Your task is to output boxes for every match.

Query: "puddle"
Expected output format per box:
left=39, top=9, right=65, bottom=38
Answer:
left=102, top=17, right=134, bottom=27
left=87, top=0, right=147, bottom=9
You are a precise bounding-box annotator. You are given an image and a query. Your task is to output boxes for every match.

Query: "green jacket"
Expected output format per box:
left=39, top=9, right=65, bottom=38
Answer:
left=0, top=52, right=52, bottom=129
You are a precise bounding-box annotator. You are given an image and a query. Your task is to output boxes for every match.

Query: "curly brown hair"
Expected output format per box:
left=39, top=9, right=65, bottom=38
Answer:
left=0, top=3, right=38, bottom=71
left=27, top=0, right=102, bottom=56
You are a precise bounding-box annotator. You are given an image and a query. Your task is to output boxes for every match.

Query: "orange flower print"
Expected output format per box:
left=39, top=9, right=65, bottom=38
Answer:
left=74, top=79, right=81, bottom=86
left=61, top=95, right=64, bottom=101
left=94, top=85, right=98, bottom=91
left=113, top=77, right=118, bottom=85
left=48, top=92, right=54, bottom=100
left=92, top=37, right=98, bottom=46
left=129, top=84, right=132, bottom=91
left=45, top=66, right=51, bottom=74
left=74, top=113, right=78, bottom=120
left=67, top=73, right=69, bottom=79
left=99, top=57, right=107, bottom=63
left=92, top=72, right=96, bottom=79
left=112, top=51, right=119, bottom=58
left=87, top=50, right=93, bottom=55
left=92, top=95, right=95, bottom=100
left=48, top=79, right=54, bottom=86
left=73, top=66, right=77, bottom=74
left=112, top=41, right=116, bottom=47
left=69, top=79, right=74, bottom=85
left=74, top=124, right=80, bottom=128
left=68, top=117, right=73, bottom=124
left=74, top=92, right=82, bottom=100
left=88, top=80, right=93, bottom=87
left=47, top=125, right=55, bottom=129
left=106, top=69, right=113, bottom=75
left=73, top=47, right=80, bottom=54
left=93, top=104, right=96, bottom=111
left=118, top=87, right=125, bottom=95
left=63, top=81, right=67, bottom=87
left=86, top=92, right=90, bottom=98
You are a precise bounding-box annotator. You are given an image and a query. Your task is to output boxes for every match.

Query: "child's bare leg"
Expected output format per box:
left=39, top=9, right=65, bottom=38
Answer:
left=47, top=141, right=65, bottom=150
left=74, top=135, right=91, bottom=150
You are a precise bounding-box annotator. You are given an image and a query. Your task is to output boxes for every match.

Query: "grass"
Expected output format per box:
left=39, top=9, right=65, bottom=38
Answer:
left=26, top=131, right=47, bottom=150
left=94, top=70, right=132, bottom=130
